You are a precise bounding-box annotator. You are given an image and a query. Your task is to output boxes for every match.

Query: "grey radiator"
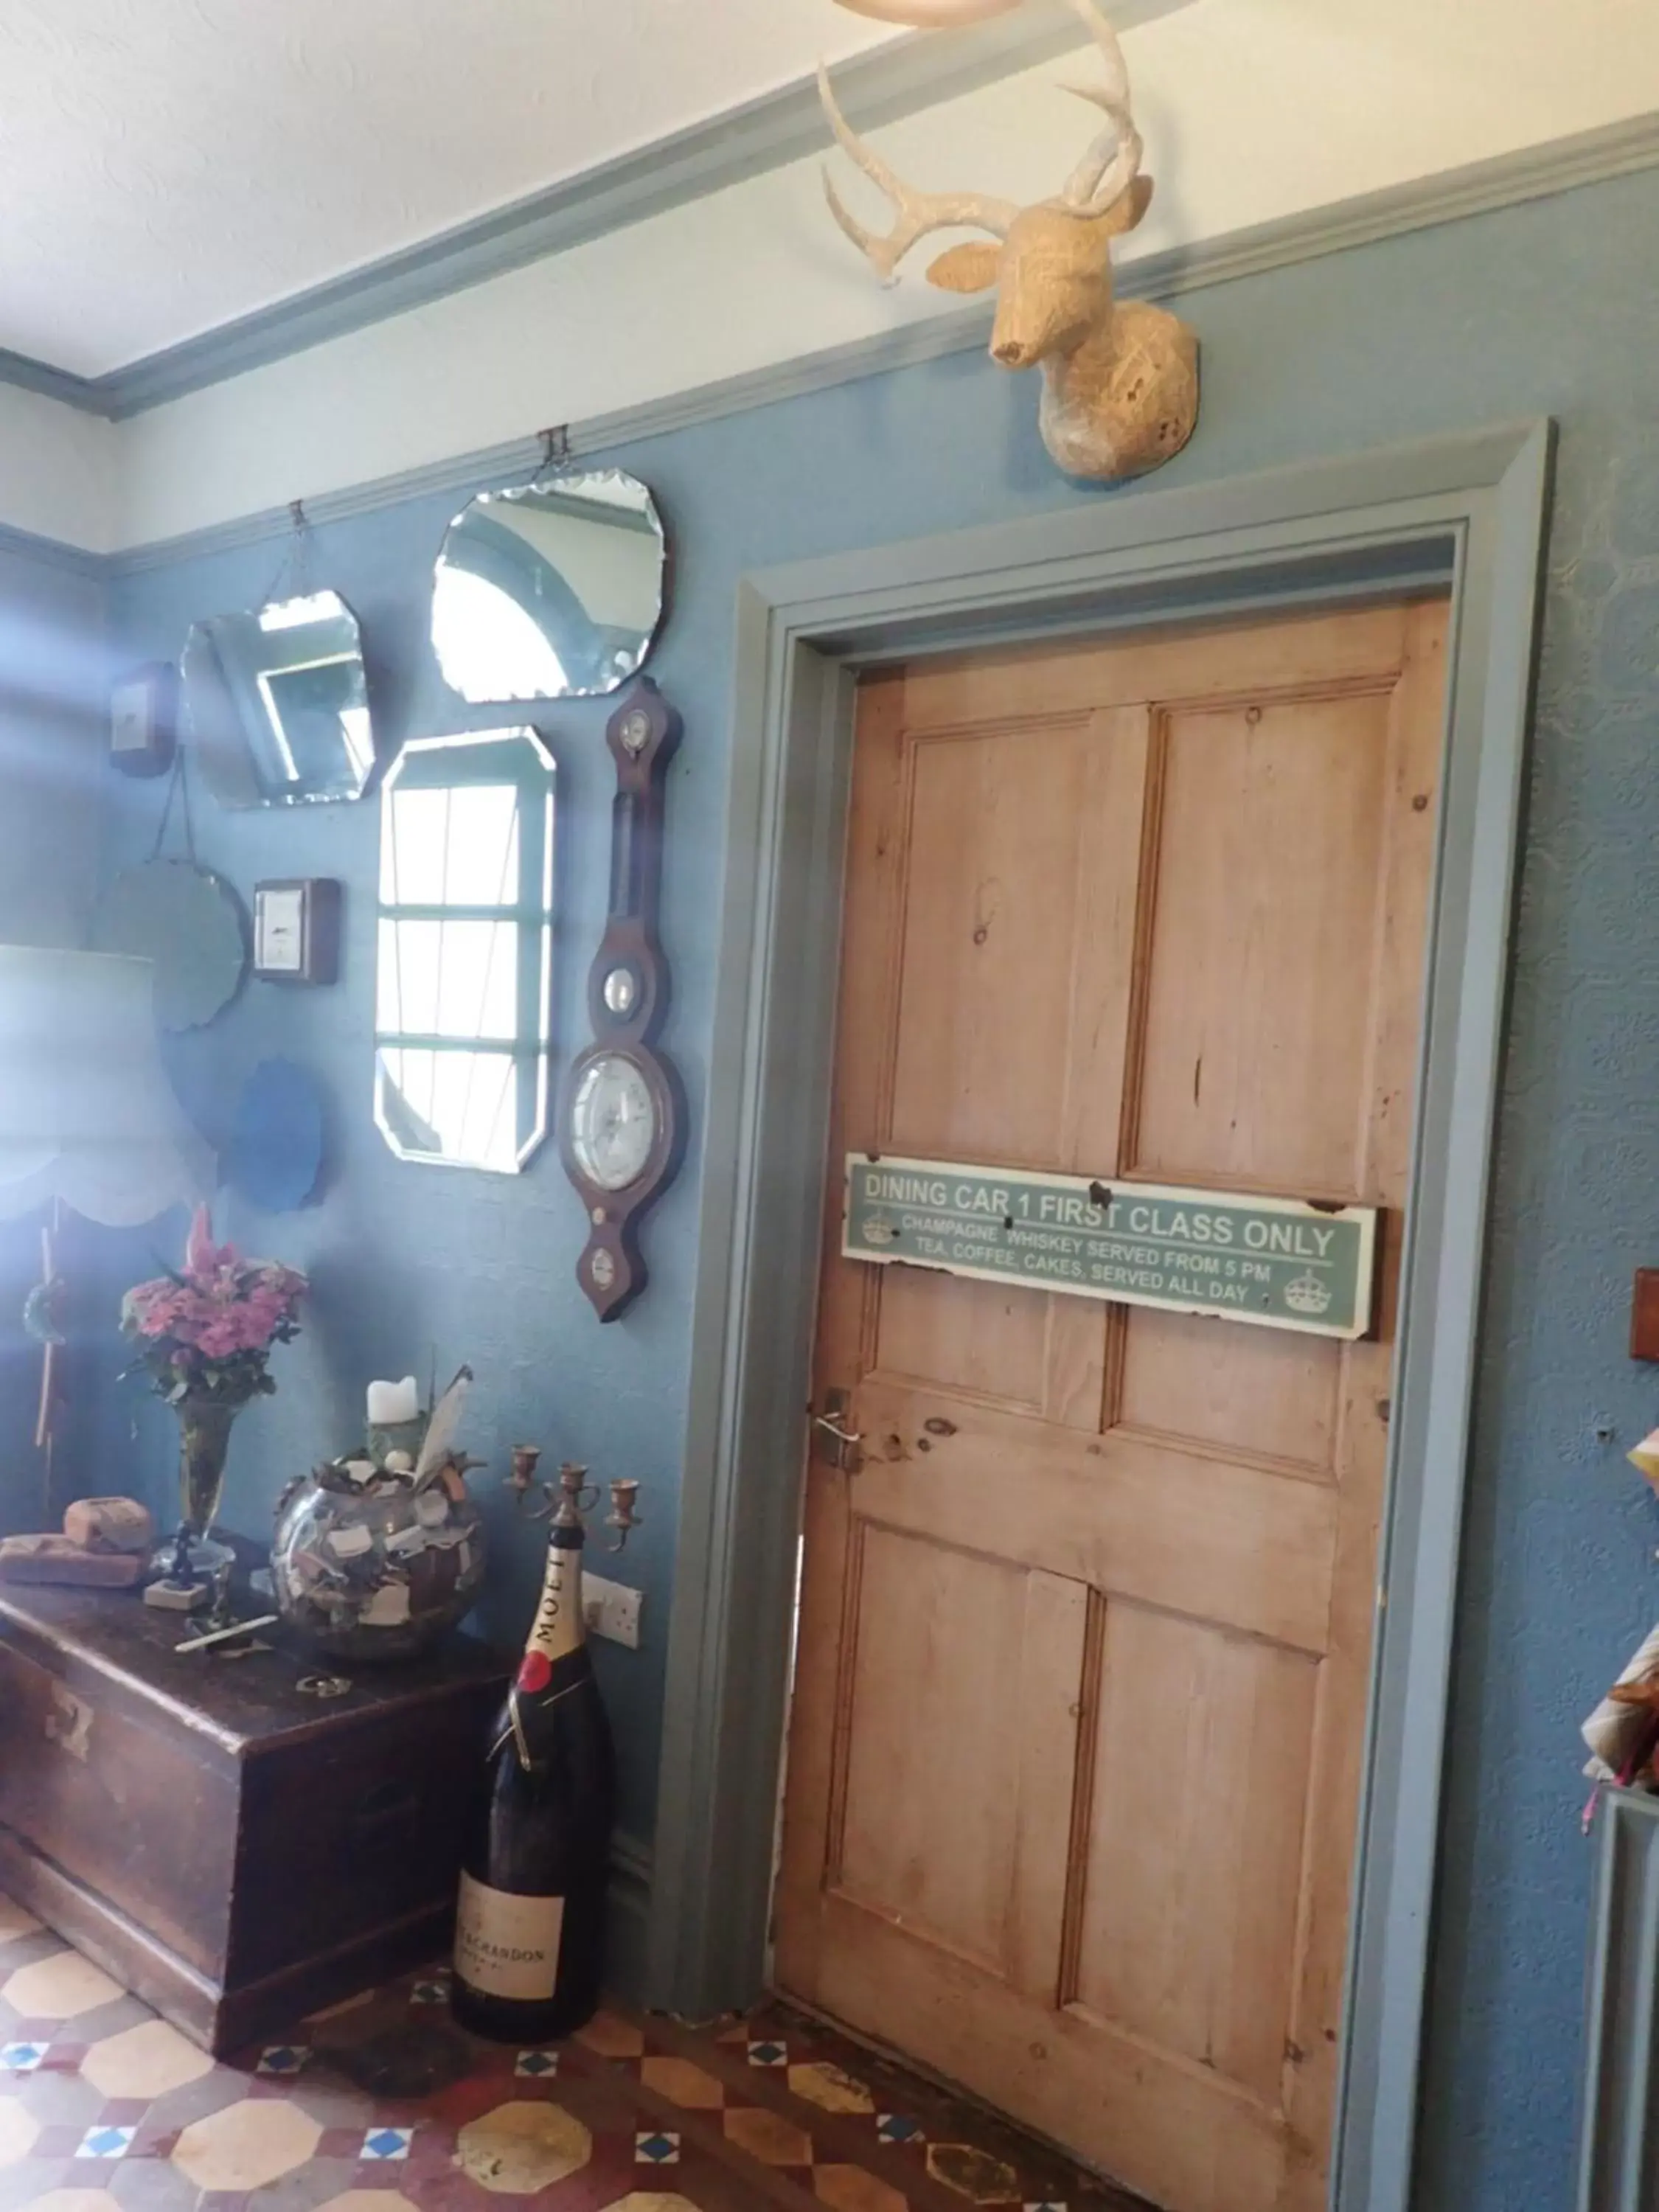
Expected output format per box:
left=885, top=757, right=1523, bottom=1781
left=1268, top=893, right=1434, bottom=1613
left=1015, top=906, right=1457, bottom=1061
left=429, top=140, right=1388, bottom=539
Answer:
left=1578, top=1787, right=1659, bottom=2210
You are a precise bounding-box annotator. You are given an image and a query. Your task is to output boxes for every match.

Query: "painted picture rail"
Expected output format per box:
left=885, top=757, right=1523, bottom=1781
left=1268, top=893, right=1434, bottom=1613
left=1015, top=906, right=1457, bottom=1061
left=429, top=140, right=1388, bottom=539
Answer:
left=843, top=1152, right=1379, bottom=1337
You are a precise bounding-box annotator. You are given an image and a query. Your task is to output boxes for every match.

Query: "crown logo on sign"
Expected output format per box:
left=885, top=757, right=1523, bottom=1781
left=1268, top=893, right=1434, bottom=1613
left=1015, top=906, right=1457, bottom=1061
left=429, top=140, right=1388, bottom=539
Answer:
left=1284, top=1271, right=1332, bottom=1316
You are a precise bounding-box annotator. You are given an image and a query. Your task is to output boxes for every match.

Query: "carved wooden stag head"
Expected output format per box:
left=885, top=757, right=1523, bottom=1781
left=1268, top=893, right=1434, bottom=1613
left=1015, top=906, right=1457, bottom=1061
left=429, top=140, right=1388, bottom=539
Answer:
left=821, top=0, right=1198, bottom=480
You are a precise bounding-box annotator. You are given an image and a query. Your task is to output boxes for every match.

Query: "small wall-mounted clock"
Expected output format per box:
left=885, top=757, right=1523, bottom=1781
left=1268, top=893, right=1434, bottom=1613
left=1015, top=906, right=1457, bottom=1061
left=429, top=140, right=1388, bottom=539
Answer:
left=109, top=663, right=178, bottom=779
left=253, top=878, right=341, bottom=984
left=560, top=681, right=685, bottom=1321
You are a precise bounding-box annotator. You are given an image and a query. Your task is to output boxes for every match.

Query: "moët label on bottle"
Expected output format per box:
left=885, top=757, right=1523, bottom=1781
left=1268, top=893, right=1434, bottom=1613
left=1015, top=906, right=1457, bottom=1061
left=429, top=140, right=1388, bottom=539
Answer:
left=456, top=1872, right=566, bottom=2001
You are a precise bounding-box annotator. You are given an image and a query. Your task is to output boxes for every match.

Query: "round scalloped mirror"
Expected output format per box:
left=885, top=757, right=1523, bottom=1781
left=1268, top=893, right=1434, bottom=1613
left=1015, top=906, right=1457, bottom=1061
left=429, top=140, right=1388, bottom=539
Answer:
left=93, top=860, right=248, bottom=1032
left=431, top=472, right=667, bottom=703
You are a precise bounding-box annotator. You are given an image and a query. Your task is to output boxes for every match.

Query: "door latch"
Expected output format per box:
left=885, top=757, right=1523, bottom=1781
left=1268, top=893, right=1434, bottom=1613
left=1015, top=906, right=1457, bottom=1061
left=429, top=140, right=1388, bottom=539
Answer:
left=812, top=1388, right=863, bottom=1475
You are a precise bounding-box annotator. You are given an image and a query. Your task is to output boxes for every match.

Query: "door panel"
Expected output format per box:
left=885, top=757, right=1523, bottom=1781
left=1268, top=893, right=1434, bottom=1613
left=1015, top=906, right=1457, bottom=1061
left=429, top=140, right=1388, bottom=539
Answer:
left=778, top=602, right=1449, bottom=2212
left=876, top=1268, right=1106, bottom=1431
left=835, top=1524, right=1031, bottom=1969
left=1118, top=1307, right=1342, bottom=1478
left=887, top=709, right=1147, bottom=1172
left=833, top=1526, right=1088, bottom=1990
left=1073, top=1601, right=1320, bottom=2105
left=1127, top=692, right=1393, bottom=1196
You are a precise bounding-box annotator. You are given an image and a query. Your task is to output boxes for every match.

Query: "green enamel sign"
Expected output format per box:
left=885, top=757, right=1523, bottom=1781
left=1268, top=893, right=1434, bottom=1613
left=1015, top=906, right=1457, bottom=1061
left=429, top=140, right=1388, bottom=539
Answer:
left=842, top=1155, right=1378, bottom=1340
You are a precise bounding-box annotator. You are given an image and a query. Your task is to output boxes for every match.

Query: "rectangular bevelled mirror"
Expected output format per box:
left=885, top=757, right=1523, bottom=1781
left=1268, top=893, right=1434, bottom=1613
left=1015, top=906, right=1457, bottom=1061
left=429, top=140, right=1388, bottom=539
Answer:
left=183, top=591, right=377, bottom=807
left=374, top=726, right=555, bottom=1173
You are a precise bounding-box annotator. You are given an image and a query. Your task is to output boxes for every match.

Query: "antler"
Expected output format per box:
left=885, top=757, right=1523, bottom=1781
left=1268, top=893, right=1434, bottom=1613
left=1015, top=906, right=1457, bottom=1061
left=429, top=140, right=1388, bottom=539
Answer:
left=833, top=0, right=1025, bottom=16
left=818, top=0, right=1144, bottom=276
left=1055, top=0, right=1143, bottom=216
left=817, top=60, right=1018, bottom=281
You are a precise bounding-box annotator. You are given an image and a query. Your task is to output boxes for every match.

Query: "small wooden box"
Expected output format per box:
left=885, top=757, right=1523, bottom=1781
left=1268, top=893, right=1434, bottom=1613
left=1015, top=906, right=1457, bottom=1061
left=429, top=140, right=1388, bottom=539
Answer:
left=0, top=1581, right=507, bottom=2053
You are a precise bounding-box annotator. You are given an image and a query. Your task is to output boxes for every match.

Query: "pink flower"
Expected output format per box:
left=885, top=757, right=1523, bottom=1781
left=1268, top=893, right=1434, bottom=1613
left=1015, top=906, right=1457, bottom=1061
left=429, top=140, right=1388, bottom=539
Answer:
left=120, top=1230, right=306, bottom=1402
left=184, top=1205, right=240, bottom=1286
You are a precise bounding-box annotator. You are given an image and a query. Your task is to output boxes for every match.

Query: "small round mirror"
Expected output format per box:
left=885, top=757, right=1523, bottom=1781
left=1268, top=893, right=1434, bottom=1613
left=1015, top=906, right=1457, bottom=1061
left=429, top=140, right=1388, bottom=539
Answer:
left=93, top=861, right=248, bottom=1032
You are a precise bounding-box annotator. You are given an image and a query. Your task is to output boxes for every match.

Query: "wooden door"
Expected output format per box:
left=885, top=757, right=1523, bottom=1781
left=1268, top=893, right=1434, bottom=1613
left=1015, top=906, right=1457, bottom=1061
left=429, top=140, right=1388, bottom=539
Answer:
left=775, top=600, right=1449, bottom=2212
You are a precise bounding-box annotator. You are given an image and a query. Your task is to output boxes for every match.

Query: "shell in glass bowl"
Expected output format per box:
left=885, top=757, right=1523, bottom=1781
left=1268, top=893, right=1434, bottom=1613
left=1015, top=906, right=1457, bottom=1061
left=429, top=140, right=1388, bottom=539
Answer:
left=271, top=1463, right=486, bottom=1663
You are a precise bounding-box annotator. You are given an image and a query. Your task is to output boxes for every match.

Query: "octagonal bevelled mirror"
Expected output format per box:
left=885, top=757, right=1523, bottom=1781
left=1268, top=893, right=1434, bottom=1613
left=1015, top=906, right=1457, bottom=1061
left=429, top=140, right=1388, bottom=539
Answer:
left=374, top=726, right=556, bottom=1175
left=431, top=471, right=667, bottom=703
left=182, top=591, right=376, bottom=808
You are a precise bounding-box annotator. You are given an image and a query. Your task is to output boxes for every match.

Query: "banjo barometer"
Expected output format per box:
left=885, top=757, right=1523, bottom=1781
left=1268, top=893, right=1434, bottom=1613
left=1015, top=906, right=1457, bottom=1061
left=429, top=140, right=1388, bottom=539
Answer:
left=560, top=681, right=686, bottom=1320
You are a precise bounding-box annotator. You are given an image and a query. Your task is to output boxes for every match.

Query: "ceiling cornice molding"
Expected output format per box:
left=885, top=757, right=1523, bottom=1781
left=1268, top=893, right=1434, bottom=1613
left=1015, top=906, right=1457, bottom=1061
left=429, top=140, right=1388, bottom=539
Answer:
left=1, top=0, right=1180, bottom=424
left=5, top=31, right=1654, bottom=432
left=0, top=347, right=104, bottom=417
left=87, top=116, right=1659, bottom=575
left=0, top=518, right=106, bottom=581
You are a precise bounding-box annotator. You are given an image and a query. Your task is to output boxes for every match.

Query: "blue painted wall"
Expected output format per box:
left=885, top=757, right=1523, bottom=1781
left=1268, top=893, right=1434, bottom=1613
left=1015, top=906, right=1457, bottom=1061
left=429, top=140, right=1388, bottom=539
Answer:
left=0, top=540, right=111, bottom=1535
left=102, top=167, right=1659, bottom=2210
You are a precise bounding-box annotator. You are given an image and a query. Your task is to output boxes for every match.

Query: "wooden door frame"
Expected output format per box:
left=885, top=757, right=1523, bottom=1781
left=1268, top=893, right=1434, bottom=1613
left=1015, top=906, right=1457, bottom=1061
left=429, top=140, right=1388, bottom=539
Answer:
left=647, top=420, right=1552, bottom=2212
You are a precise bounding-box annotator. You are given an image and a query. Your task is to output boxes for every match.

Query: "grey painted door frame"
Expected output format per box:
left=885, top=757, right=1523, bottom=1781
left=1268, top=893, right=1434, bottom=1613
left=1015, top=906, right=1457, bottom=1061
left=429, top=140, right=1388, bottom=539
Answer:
left=649, top=419, right=1552, bottom=2212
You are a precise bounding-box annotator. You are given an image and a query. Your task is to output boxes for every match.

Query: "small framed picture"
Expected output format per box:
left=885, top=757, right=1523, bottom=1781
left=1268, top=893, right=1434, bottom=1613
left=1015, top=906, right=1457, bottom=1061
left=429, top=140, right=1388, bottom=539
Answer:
left=253, top=879, right=341, bottom=984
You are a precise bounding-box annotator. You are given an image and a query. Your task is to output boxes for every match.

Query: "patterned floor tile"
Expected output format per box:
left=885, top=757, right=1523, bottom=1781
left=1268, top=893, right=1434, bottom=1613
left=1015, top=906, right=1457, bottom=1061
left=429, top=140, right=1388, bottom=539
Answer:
left=576, top=2014, right=646, bottom=2062
left=83, top=2022, right=215, bottom=2101
left=360, top=2127, right=413, bottom=2163
left=239, top=2152, right=366, bottom=2212
left=72, top=2124, right=136, bottom=2160
left=877, top=2116, right=925, bottom=2146
left=455, top=2100, right=592, bottom=2192
left=814, top=2166, right=909, bottom=2212
left=1, top=1958, right=122, bottom=2023
left=639, top=2059, right=723, bottom=2112
left=0, top=2103, right=39, bottom=2166
left=173, top=2099, right=323, bottom=2191
left=723, top=2108, right=813, bottom=2167
left=257, top=2048, right=312, bottom=2077
left=0, top=1888, right=1148, bottom=2212
left=311, top=2195, right=423, bottom=2212
left=928, top=2143, right=1021, bottom=2204
left=788, top=2062, right=874, bottom=2117
left=11, top=2069, right=105, bottom=2129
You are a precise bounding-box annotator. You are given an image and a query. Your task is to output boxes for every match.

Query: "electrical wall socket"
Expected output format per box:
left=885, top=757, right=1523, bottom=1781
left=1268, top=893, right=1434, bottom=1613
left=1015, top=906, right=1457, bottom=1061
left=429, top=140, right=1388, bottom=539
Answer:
left=582, top=1571, right=642, bottom=1650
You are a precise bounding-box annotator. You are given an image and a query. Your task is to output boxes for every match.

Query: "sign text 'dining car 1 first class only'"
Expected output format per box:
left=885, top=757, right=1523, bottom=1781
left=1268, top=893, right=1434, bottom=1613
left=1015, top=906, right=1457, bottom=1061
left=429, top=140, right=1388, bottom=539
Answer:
left=842, top=1155, right=1379, bottom=1340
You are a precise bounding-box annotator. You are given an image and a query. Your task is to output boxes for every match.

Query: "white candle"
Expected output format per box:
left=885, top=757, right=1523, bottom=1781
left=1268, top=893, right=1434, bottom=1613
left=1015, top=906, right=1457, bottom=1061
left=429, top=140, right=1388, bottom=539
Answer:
left=367, top=1376, right=420, bottom=1425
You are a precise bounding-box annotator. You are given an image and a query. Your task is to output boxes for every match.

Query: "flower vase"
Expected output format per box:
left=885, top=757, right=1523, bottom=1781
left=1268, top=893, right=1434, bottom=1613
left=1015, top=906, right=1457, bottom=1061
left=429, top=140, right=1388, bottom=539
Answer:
left=167, top=1393, right=246, bottom=1576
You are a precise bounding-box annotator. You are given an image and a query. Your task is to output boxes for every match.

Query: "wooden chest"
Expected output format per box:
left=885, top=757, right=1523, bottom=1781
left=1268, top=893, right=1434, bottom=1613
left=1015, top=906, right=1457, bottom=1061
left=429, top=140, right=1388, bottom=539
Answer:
left=0, top=1579, right=507, bottom=2053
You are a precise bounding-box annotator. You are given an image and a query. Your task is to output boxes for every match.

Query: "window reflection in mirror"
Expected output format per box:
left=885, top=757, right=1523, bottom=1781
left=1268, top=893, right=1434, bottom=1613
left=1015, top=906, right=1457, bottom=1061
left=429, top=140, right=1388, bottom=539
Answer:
left=431, top=471, right=666, bottom=704
left=374, top=728, right=555, bottom=1174
left=183, top=591, right=376, bottom=808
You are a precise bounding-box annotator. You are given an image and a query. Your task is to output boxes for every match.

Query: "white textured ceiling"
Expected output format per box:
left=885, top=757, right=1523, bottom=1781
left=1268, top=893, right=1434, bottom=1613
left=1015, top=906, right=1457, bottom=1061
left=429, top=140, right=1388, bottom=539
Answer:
left=0, top=0, right=897, bottom=378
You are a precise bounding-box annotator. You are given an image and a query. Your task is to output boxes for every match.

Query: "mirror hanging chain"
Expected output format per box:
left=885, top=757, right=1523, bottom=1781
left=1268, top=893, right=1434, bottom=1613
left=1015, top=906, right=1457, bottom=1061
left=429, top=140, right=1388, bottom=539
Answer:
left=147, top=743, right=200, bottom=867
left=532, top=425, right=571, bottom=485
left=262, top=498, right=315, bottom=606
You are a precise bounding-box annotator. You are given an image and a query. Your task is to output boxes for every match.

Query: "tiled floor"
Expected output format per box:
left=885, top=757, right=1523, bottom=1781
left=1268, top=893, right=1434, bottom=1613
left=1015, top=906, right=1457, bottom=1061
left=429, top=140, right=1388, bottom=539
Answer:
left=0, top=1896, right=1148, bottom=2212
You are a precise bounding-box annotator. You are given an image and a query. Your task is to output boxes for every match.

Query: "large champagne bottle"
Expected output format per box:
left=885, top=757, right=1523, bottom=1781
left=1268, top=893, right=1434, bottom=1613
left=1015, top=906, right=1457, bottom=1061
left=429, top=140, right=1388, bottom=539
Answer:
left=451, top=1472, right=616, bottom=2041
